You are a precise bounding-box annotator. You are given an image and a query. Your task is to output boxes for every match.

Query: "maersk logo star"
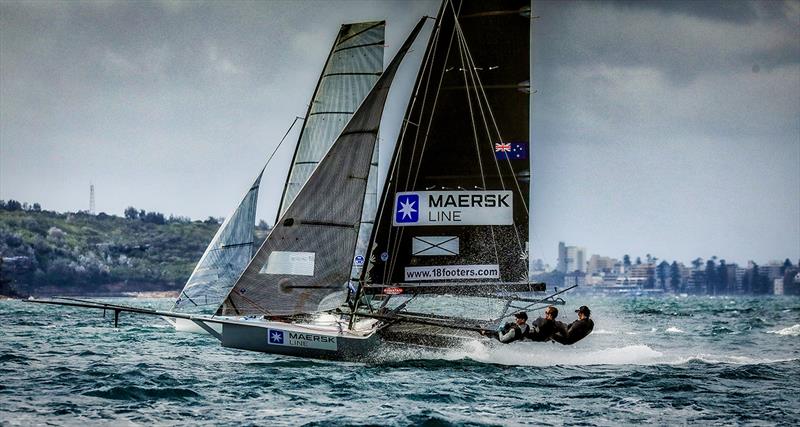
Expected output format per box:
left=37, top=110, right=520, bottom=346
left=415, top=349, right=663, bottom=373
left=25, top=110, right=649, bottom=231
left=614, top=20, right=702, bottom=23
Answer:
left=268, top=329, right=285, bottom=345
left=395, top=194, right=419, bottom=223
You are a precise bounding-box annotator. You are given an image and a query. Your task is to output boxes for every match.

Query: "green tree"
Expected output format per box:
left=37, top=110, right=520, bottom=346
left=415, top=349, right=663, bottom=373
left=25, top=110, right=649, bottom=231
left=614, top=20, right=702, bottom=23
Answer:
left=143, top=211, right=166, bottom=225
left=705, top=259, right=717, bottom=295
left=623, top=254, right=631, bottom=268
left=5, top=200, right=22, bottom=211
left=657, top=260, right=669, bottom=290
left=670, top=261, right=681, bottom=293
left=124, top=206, right=138, bottom=220
left=716, top=259, right=728, bottom=294
left=781, top=258, right=792, bottom=275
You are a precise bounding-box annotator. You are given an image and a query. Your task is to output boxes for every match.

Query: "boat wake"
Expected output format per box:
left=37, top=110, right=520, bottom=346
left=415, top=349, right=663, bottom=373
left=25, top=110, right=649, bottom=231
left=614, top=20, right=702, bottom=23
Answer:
left=377, top=340, right=799, bottom=367
left=767, top=324, right=800, bottom=336
left=445, top=342, right=664, bottom=366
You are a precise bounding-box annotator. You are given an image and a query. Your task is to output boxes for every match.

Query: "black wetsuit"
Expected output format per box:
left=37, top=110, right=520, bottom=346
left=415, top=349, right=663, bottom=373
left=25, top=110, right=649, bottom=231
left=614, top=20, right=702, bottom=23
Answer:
left=552, top=318, right=594, bottom=345
left=526, top=317, right=557, bottom=342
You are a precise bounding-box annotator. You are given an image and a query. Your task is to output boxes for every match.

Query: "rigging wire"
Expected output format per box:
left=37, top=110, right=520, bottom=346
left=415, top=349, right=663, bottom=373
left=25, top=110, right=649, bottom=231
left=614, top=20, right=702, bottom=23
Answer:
left=264, top=116, right=305, bottom=170
left=386, top=2, right=460, bottom=282
left=450, top=8, right=528, bottom=268
left=450, top=0, right=502, bottom=271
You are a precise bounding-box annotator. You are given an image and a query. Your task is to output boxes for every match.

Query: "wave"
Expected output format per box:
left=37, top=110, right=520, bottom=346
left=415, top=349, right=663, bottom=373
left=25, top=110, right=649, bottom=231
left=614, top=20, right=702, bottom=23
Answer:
left=84, top=385, right=201, bottom=401
left=442, top=343, right=666, bottom=366
left=377, top=339, right=800, bottom=368
left=668, top=354, right=799, bottom=365
left=665, top=326, right=685, bottom=333
left=767, top=324, right=800, bottom=336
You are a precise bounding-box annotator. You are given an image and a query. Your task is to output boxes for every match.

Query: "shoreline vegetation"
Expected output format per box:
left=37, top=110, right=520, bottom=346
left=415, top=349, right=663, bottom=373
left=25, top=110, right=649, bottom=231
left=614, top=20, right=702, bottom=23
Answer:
left=0, top=200, right=269, bottom=298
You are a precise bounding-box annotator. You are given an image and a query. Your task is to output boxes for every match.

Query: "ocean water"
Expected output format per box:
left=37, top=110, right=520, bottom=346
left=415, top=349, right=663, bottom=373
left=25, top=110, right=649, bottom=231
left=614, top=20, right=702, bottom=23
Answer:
left=1, top=295, right=799, bottom=426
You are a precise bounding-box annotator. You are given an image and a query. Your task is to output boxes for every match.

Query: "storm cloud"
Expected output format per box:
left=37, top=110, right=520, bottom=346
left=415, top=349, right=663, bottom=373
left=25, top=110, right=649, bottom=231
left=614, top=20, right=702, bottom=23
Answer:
left=1, top=0, right=798, bottom=265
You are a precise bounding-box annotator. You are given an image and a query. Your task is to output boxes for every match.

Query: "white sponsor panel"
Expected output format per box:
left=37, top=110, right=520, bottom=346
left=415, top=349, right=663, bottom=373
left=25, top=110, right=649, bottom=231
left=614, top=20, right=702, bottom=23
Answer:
left=393, top=191, right=513, bottom=226
left=404, top=264, right=500, bottom=281
left=267, top=328, right=337, bottom=350
left=412, top=236, right=459, bottom=256
left=261, top=251, right=315, bottom=276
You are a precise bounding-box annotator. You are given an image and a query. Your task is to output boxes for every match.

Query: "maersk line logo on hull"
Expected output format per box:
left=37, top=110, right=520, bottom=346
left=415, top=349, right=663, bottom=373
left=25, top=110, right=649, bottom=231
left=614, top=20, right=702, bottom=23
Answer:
left=393, top=191, right=513, bottom=226
left=267, top=328, right=337, bottom=350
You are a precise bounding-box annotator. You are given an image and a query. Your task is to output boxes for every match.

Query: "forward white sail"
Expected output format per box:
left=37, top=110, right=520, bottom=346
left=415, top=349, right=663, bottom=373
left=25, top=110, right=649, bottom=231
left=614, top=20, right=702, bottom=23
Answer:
left=172, top=170, right=263, bottom=314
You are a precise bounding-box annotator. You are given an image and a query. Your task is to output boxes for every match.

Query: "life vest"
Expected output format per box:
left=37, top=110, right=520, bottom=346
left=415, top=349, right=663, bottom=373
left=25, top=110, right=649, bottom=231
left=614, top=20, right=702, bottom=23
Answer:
left=502, top=323, right=529, bottom=343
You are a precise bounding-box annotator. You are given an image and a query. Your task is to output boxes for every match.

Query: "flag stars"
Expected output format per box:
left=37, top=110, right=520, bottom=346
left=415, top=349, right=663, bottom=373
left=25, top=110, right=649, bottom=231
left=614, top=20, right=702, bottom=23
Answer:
left=398, top=198, right=417, bottom=220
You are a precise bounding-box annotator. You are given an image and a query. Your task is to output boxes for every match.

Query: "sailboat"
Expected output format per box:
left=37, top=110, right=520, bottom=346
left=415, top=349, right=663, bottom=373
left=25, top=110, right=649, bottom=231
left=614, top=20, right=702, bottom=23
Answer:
left=29, top=0, right=574, bottom=361
left=200, top=0, right=560, bottom=357
left=166, top=21, right=387, bottom=333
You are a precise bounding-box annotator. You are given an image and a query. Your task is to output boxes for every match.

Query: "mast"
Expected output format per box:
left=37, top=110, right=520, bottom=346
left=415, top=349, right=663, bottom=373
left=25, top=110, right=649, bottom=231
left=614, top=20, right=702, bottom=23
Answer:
left=217, top=18, right=428, bottom=317
left=364, top=0, right=532, bottom=291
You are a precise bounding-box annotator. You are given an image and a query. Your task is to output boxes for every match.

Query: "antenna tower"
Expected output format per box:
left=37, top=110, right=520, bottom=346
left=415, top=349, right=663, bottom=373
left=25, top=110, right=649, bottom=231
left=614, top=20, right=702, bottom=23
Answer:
left=89, top=184, right=96, bottom=214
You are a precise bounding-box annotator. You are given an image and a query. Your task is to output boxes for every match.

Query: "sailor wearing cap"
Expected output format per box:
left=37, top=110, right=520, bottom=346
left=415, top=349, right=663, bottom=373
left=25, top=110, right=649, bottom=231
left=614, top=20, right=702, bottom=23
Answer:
left=496, top=312, right=530, bottom=343
left=552, top=306, right=594, bottom=345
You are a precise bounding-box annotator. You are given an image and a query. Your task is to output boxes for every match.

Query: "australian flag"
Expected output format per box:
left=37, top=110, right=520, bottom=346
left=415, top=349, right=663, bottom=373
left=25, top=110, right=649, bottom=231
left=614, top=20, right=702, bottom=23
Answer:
left=495, top=141, right=528, bottom=160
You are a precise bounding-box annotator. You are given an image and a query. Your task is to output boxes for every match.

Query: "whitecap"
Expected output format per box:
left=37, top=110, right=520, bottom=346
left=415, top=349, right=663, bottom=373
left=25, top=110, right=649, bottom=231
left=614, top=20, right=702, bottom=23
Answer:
left=665, top=326, right=684, bottom=334
left=438, top=342, right=665, bottom=367
left=668, top=354, right=798, bottom=365
left=767, top=324, right=800, bottom=336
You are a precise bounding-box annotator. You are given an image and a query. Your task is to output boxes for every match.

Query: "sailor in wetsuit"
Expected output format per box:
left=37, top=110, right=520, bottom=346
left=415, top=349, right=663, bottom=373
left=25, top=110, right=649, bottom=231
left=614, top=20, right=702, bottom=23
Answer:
left=552, top=305, right=594, bottom=345
left=527, top=305, right=559, bottom=341
left=496, top=312, right=530, bottom=343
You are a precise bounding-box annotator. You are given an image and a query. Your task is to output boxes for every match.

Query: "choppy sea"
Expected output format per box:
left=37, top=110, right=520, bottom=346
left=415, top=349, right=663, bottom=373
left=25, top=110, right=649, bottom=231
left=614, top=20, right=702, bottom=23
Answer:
left=1, top=295, right=799, bottom=426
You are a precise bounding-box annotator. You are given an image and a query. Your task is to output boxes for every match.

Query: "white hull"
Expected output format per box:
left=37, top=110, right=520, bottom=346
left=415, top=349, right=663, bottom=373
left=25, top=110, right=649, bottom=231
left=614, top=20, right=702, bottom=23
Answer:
left=163, top=316, right=223, bottom=335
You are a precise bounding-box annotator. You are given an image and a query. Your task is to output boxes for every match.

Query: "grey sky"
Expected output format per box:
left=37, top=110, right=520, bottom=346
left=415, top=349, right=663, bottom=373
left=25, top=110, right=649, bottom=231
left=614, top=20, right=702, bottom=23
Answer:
left=1, top=0, right=798, bottom=266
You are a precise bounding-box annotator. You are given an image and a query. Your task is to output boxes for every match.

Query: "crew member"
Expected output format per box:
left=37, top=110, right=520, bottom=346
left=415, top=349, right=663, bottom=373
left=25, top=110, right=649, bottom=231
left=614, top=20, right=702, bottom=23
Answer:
left=496, top=312, right=530, bottom=343
left=527, top=305, right=559, bottom=341
left=552, top=305, right=594, bottom=345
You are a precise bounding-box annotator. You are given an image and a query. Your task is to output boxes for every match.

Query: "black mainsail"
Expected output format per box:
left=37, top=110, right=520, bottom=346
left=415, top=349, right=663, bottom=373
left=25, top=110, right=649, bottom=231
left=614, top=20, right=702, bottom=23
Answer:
left=364, top=0, right=532, bottom=292
left=217, top=18, right=428, bottom=317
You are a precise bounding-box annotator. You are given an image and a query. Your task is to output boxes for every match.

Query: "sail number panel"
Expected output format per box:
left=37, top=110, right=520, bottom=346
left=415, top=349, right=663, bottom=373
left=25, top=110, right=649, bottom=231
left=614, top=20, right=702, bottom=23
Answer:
left=393, top=191, right=513, bottom=226
left=260, top=251, right=316, bottom=276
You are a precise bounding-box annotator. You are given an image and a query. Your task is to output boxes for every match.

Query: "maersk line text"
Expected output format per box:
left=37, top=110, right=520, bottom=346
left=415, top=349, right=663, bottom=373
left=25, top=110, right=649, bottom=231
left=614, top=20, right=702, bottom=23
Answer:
left=428, top=193, right=510, bottom=208
left=428, top=210, right=461, bottom=222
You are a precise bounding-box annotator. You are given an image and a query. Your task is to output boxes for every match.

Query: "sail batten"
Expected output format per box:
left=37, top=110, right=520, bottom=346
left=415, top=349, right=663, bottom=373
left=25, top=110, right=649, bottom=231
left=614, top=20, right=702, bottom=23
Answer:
left=278, top=22, right=386, bottom=219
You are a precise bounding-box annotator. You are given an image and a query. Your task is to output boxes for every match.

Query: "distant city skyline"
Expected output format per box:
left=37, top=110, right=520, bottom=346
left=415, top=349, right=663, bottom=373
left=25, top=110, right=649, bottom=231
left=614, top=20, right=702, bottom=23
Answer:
left=1, top=1, right=798, bottom=267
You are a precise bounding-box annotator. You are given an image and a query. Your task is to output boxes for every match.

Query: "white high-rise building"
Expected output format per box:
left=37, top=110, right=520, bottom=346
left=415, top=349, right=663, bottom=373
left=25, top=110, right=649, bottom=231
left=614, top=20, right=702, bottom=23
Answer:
left=557, top=242, right=586, bottom=273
